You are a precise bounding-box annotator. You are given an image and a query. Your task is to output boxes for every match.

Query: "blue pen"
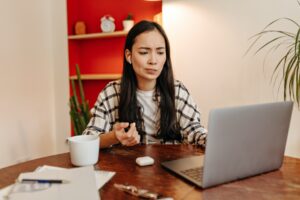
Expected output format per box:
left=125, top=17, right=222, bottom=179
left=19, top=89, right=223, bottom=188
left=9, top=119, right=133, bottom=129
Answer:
left=21, top=179, right=69, bottom=184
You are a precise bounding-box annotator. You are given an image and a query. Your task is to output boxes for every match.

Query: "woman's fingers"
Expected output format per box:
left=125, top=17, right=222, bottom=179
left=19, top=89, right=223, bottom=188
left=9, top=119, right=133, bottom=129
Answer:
left=126, top=130, right=140, bottom=146
left=125, top=134, right=140, bottom=146
left=114, top=122, right=129, bottom=131
left=114, top=122, right=140, bottom=146
left=126, top=123, right=136, bottom=137
left=123, top=124, right=140, bottom=146
left=114, top=122, right=130, bottom=143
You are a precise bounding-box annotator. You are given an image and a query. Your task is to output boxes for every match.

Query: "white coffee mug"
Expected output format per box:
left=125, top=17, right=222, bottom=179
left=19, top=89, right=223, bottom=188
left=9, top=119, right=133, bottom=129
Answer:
left=67, top=135, right=100, bottom=166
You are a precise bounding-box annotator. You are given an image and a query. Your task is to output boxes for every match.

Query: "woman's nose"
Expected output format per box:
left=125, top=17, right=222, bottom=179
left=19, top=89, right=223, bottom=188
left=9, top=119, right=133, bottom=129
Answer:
left=147, top=53, right=157, bottom=65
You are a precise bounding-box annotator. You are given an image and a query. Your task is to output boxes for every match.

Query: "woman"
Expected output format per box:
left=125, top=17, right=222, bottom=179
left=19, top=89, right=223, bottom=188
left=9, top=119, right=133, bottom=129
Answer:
left=83, top=20, right=207, bottom=148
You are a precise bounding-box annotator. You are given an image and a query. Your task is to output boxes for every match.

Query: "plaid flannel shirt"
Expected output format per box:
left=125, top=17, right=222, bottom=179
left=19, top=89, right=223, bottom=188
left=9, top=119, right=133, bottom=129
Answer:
left=83, top=80, right=207, bottom=147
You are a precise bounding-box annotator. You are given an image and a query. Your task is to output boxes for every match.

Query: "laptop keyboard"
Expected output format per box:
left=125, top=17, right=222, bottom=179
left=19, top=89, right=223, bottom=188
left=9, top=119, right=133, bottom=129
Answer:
left=180, top=167, right=203, bottom=182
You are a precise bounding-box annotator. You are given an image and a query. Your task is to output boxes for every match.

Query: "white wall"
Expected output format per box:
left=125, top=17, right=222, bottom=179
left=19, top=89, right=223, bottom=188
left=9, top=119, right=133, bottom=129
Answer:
left=0, top=0, right=70, bottom=168
left=163, top=0, right=300, bottom=158
left=51, top=0, right=71, bottom=155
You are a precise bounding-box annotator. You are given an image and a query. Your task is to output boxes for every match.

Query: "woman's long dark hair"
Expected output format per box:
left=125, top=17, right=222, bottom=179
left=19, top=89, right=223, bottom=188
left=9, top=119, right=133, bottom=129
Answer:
left=119, top=20, right=182, bottom=143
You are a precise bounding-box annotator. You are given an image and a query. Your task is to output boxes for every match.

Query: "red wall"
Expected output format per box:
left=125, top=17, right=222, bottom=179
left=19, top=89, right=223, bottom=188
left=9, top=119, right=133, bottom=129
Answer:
left=67, top=0, right=162, bottom=107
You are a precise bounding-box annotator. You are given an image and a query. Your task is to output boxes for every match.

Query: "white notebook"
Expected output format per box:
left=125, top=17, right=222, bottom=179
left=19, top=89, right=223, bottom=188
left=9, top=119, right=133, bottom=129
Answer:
left=7, top=166, right=99, bottom=200
left=35, top=165, right=115, bottom=190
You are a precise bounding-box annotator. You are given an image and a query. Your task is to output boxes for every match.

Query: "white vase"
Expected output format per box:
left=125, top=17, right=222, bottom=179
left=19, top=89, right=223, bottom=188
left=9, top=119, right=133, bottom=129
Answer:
left=122, top=20, right=134, bottom=31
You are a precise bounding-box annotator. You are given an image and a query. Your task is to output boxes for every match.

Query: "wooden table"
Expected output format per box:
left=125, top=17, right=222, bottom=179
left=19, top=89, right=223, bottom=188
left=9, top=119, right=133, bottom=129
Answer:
left=0, top=144, right=300, bottom=199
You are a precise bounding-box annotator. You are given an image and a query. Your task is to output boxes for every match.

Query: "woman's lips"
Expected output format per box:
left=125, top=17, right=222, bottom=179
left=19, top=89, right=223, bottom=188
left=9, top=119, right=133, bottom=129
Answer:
left=145, top=69, right=157, bottom=74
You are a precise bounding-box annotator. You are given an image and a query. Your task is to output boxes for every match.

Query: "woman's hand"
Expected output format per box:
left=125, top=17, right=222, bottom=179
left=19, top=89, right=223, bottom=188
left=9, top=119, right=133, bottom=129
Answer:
left=114, top=122, right=140, bottom=146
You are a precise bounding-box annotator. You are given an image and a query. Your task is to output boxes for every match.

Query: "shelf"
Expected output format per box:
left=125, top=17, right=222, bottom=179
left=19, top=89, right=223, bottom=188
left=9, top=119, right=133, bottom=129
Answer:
left=68, top=31, right=128, bottom=40
left=69, top=74, right=122, bottom=80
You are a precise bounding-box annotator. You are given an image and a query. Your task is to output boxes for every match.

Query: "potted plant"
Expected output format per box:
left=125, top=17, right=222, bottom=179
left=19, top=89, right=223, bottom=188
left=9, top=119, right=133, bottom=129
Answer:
left=246, top=8, right=300, bottom=107
left=69, top=64, right=91, bottom=135
left=122, top=13, right=134, bottom=31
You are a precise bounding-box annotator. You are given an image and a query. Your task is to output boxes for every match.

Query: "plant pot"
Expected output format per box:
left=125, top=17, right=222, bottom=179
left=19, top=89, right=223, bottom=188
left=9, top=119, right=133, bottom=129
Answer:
left=122, top=20, right=134, bottom=31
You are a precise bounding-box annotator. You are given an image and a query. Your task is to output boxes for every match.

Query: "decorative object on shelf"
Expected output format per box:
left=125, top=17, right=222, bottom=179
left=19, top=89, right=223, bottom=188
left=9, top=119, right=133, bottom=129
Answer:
left=74, top=21, right=86, bottom=35
left=100, top=15, right=115, bottom=33
left=122, top=13, right=134, bottom=31
left=245, top=2, right=300, bottom=107
left=69, top=64, right=91, bottom=135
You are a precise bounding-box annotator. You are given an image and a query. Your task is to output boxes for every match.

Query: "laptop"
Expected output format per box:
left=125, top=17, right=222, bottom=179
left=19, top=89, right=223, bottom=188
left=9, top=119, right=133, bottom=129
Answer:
left=161, top=101, right=293, bottom=188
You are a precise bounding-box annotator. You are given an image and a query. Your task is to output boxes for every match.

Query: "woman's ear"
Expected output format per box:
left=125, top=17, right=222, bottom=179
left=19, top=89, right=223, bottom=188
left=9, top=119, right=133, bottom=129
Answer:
left=125, top=49, right=132, bottom=64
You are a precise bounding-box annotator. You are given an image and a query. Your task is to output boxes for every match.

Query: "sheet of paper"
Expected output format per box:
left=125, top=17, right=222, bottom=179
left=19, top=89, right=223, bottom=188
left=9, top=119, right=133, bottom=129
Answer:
left=6, top=166, right=99, bottom=200
left=35, top=165, right=115, bottom=190
left=0, top=165, right=115, bottom=200
left=0, top=185, right=13, bottom=200
left=94, top=170, right=116, bottom=189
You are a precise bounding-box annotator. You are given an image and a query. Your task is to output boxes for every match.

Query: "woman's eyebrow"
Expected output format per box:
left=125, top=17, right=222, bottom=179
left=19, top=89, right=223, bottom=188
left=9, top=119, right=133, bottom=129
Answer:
left=138, top=47, right=151, bottom=50
left=138, top=47, right=166, bottom=50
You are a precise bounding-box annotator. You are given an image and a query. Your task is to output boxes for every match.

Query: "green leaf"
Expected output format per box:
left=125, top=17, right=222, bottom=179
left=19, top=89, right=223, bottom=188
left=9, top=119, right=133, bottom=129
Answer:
left=69, top=96, right=81, bottom=135
left=295, top=62, right=300, bottom=105
left=75, top=64, right=86, bottom=104
left=244, top=17, right=298, bottom=57
left=71, top=80, right=79, bottom=108
left=294, top=28, right=300, bottom=53
left=271, top=47, right=293, bottom=82
left=68, top=64, right=91, bottom=135
left=250, top=30, right=295, bottom=39
left=288, top=59, right=298, bottom=100
left=284, top=55, right=297, bottom=100
left=254, top=36, right=286, bottom=55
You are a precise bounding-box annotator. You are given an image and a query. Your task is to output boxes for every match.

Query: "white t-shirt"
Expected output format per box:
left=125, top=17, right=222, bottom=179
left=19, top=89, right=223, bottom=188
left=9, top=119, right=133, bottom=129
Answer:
left=136, top=89, right=161, bottom=144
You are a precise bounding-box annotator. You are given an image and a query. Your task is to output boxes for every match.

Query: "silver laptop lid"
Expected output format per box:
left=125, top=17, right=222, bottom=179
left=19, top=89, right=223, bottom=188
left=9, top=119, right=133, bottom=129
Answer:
left=202, top=101, right=293, bottom=188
